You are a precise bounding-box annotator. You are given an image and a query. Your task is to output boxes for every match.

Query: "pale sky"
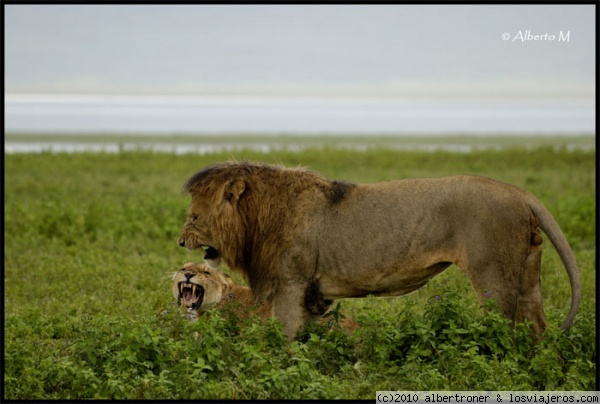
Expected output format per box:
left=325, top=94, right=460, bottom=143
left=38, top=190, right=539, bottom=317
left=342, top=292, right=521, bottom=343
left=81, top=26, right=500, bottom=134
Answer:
left=4, top=4, right=596, bottom=98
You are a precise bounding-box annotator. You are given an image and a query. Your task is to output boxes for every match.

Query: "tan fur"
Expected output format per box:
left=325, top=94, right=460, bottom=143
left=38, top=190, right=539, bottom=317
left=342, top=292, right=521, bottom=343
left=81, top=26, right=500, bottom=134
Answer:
left=178, top=161, right=581, bottom=340
left=172, top=262, right=358, bottom=334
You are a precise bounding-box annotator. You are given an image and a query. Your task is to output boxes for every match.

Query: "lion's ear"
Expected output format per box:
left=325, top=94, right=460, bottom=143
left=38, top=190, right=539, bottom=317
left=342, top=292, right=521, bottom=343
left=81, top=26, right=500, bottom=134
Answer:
left=225, top=178, right=245, bottom=205
left=221, top=273, right=235, bottom=288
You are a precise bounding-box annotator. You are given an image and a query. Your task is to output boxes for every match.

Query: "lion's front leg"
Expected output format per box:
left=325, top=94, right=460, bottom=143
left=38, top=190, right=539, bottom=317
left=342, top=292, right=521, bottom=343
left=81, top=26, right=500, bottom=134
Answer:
left=272, top=283, right=317, bottom=341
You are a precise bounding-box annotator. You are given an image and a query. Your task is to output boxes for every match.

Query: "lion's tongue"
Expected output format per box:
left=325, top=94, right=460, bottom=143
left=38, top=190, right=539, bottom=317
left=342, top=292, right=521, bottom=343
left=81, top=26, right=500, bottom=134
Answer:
left=183, top=291, right=195, bottom=305
left=183, top=285, right=199, bottom=306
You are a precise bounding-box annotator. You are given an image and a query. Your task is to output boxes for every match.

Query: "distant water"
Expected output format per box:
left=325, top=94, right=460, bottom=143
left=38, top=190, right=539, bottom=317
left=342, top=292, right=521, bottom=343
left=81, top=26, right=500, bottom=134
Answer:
left=4, top=94, right=595, bottom=135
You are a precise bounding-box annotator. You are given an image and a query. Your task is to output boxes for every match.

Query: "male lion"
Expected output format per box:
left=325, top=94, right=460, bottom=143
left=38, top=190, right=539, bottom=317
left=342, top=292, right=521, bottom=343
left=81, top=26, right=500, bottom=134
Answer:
left=173, top=262, right=358, bottom=334
left=178, top=162, right=581, bottom=341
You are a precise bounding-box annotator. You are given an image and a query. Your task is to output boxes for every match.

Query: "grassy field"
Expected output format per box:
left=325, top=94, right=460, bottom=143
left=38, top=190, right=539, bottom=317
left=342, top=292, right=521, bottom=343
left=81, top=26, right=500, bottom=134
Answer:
left=4, top=139, right=596, bottom=399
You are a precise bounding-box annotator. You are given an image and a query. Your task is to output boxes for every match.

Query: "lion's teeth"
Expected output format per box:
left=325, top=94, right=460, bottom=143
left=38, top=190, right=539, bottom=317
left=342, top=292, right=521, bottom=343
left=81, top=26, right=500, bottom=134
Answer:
left=192, top=284, right=196, bottom=295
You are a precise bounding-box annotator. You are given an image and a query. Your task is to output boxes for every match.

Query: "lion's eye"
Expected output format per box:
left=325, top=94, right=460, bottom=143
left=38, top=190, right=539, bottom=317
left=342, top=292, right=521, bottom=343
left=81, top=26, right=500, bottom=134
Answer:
left=203, top=271, right=211, bottom=275
left=192, top=215, right=198, bottom=223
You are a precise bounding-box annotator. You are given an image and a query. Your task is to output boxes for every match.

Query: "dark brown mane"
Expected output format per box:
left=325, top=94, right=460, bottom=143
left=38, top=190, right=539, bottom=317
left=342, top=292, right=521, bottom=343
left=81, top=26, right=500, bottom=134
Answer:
left=184, top=161, right=355, bottom=204
left=183, top=161, right=278, bottom=194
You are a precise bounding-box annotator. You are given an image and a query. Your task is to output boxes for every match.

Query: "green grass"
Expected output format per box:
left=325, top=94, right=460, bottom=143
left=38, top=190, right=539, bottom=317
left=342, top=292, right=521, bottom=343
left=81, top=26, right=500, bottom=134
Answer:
left=4, top=141, right=596, bottom=399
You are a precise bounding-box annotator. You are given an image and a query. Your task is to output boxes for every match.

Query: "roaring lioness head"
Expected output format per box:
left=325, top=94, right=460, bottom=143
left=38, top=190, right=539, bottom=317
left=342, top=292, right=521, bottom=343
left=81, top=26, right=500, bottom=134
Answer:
left=172, top=262, right=235, bottom=311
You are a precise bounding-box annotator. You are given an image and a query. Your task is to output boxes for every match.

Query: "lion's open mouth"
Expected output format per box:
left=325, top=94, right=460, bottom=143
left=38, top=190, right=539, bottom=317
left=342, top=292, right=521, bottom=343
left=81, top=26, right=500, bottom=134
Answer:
left=178, top=282, right=205, bottom=310
left=202, top=246, right=219, bottom=261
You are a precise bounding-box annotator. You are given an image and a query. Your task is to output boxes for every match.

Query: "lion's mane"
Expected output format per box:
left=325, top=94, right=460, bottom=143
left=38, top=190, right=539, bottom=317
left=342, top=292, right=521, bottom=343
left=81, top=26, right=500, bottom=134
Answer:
left=183, top=161, right=354, bottom=304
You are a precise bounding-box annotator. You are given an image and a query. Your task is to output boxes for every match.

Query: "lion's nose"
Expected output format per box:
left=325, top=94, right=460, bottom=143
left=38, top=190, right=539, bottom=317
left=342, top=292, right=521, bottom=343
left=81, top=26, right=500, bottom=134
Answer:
left=184, top=271, right=194, bottom=280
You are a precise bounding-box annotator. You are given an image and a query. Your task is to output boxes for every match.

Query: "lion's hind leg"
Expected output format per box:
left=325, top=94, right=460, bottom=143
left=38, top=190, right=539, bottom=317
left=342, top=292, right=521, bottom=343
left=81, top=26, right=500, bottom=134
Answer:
left=467, top=262, right=520, bottom=326
left=459, top=242, right=522, bottom=331
left=514, top=228, right=547, bottom=339
left=464, top=226, right=547, bottom=341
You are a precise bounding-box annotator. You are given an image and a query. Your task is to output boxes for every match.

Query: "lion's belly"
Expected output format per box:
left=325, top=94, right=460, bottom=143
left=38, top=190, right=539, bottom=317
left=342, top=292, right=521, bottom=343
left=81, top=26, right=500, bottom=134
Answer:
left=317, top=260, right=452, bottom=300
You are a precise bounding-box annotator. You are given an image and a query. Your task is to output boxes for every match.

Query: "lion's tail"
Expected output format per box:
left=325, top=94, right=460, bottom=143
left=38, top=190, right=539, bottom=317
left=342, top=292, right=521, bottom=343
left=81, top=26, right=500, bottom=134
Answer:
left=528, top=196, right=581, bottom=330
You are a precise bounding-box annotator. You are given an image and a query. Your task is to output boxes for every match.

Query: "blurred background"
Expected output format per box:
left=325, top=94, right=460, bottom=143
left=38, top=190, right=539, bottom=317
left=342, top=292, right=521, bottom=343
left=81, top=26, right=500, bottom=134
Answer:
left=4, top=4, right=596, bottom=150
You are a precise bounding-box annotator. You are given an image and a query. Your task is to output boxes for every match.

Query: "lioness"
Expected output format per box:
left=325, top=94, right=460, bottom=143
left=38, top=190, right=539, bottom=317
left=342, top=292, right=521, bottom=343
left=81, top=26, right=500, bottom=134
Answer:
left=178, top=162, right=580, bottom=340
left=172, top=262, right=358, bottom=334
